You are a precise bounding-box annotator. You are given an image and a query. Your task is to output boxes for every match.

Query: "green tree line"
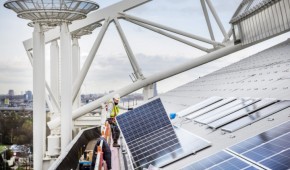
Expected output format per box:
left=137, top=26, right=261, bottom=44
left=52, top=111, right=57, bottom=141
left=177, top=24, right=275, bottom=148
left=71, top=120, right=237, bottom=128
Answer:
left=0, top=111, right=32, bottom=145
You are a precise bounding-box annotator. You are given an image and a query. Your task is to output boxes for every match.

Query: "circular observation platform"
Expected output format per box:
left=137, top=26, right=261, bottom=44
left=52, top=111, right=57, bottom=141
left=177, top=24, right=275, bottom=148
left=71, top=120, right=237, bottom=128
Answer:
left=4, top=0, right=99, bottom=27
left=72, top=22, right=102, bottom=38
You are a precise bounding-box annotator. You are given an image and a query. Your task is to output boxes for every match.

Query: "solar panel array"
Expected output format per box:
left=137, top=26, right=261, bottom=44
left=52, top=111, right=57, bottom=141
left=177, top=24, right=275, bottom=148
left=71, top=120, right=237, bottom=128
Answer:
left=181, top=151, right=258, bottom=170
left=116, top=99, right=181, bottom=170
left=182, top=120, right=290, bottom=170
left=229, top=120, right=290, bottom=170
left=177, top=95, right=290, bottom=133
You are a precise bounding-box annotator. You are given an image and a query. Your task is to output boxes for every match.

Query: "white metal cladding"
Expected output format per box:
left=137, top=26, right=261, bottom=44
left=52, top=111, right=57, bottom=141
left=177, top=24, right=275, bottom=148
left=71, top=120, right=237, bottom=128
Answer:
left=231, top=0, right=290, bottom=45
left=161, top=39, right=290, bottom=107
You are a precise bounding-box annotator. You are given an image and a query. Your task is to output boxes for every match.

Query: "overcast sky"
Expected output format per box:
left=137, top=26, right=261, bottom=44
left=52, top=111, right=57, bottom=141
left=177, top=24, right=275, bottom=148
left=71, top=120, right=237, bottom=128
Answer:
left=0, top=0, right=289, bottom=95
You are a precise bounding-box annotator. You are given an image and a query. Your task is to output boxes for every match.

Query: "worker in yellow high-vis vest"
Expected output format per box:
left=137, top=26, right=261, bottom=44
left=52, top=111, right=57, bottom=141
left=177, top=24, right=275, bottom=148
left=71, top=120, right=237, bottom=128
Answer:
left=107, top=94, right=133, bottom=147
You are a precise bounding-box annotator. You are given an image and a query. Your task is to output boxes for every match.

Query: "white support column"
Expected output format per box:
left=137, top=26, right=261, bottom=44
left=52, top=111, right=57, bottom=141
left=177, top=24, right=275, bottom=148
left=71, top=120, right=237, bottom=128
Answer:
left=205, top=0, right=229, bottom=40
left=60, top=22, right=73, bottom=151
left=50, top=41, right=60, bottom=109
left=72, top=37, right=81, bottom=110
left=72, top=19, right=110, bottom=102
left=33, top=22, right=45, bottom=170
left=143, top=83, right=157, bottom=101
left=114, top=18, right=144, bottom=79
left=200, top=0, right=215, bottom=43
left=26, top=51, right=60, bottom=113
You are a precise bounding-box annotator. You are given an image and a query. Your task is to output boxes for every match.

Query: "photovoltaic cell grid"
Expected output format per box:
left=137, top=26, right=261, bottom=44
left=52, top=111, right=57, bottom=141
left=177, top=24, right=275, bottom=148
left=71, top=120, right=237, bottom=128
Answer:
left=116, top=98, right=181, bottom=170
left=229, top=121, right=290, bottom=170
left=181, top=151, right=258, bottom=170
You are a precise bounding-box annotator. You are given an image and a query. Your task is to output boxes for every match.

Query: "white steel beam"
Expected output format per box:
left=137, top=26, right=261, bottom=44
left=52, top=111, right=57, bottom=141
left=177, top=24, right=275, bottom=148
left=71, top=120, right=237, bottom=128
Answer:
left=125, top=18, right=210, bottom=52
left=50, top=41, right=60, bottom=109
left=72, top=19, right=110, bottom=102
left=23, top=0, right=151, bottom=51
left=32, top=22, right=45, bottom=170
left=114, top=18, right=144, bottom=79
left=205, top=0, right=229, bottom=40
left=72, top=37, right=81, bottom=109
left=119, top=13, right=224, bottom=47
left=223, top=29, right=233, bottom=42
left=200, top=0, right=215, bottom=42
left=47, top=43, right=246, bottom=129
left=60, top=23, right=73, bottom=151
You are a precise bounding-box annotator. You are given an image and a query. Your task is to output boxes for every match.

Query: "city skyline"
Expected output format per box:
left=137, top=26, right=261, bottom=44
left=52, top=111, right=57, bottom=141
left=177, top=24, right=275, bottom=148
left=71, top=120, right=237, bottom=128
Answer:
left=0, top=0, right=290, bottom=95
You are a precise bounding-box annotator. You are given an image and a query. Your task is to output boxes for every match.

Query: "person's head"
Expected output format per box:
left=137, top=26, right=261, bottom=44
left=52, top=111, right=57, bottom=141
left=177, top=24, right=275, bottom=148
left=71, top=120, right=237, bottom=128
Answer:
left=113, top=94, right=120, bottom=105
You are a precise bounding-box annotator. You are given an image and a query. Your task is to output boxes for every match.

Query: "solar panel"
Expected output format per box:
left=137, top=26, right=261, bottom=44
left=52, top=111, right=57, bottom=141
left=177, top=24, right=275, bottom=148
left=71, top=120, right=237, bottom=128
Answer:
left=181, top=151, right=258, bottom=170
left=228, top=121, right=290, bottom=170
left=222, top=100, right=290, bottom=132
left=177, top=96, right=222, bottom=117
left=185, top=97, right=236, bottom=120
left=197, top=99, right=260, bottom=125
left=194, top=99, right=250, bottom=123
left=207, top=99, right=277, bottom=129
left=116, top=98, right=210, bottom=170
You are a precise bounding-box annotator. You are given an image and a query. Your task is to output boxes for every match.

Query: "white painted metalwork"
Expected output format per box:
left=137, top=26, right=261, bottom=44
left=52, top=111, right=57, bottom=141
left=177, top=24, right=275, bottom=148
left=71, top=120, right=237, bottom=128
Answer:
left=205, top=0, right=229, bottom=40
left=4, top=0, right=99, bottom=27
left=72, top=19, right=110, bottom=101
left=72, top=37, right=81, bottom=109
left=4, top=0, right=99, bottom=168
left=231, top=0, right=290, bottom=44
left=114, top=18, right=144, bottom=79
left=50, top=41, right=60, bottom=110
left=60, top=22, right=73, bottom=151
left=200, top=0, right=215, bottom=43
left=32, top=22, right=46, bottom=170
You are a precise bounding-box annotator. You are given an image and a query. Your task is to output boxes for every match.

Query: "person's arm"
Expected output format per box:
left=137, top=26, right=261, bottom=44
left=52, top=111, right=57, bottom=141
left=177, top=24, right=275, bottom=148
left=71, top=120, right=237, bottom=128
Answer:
left=118, top=105, right=133, bottom=110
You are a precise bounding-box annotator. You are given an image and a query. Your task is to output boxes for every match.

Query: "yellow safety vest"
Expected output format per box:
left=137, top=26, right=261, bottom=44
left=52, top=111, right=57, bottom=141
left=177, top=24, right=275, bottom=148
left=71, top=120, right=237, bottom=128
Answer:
left=110, top=102, right=120, bottom=118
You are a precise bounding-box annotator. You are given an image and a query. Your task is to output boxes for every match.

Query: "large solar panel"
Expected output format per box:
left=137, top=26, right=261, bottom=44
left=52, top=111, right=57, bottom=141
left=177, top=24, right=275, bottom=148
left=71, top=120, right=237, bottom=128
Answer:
left=228, top=121, right=290, bottom=169
left=222, top=101, right=290, bottom=132
left=186, top=97, right=236, bottom=120
left=116, top=98, right=210, bottom=170
left=207, top=99, right=277, bottom=129
left=181, top=151, right=259, bottom=170
left=177, top=96, right=222, bottom=117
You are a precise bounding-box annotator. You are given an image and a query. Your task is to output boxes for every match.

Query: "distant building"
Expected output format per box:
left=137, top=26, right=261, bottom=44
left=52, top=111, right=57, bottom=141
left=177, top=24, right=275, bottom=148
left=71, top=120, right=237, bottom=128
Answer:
left=8, top=90, right=14, bottom=96
left=25, top=91, right=33, bottom=101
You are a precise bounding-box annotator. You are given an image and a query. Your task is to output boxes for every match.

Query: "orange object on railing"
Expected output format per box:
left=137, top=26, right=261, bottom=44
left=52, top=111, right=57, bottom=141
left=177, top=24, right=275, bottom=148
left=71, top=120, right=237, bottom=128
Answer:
left=94, top=121, right=112, bottom=170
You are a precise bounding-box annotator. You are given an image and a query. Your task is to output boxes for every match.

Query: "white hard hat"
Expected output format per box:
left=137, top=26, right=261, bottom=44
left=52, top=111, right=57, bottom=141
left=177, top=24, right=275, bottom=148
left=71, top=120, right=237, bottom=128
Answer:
left=113, top=94, right=121, bottom=101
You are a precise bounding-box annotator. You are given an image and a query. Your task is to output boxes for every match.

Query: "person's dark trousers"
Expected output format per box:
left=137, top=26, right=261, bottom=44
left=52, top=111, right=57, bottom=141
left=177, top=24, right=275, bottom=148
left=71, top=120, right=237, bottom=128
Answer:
left=110, top=123, right=120, bottom=143
left=90, top=137, right=112, bottom=170
left=107, top=118, right=120, bottom=143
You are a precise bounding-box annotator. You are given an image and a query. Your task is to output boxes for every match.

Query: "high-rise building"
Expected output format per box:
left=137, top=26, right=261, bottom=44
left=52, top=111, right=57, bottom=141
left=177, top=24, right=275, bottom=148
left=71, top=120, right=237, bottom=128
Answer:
left=8, top=90, right=14, bottom=96
left=25, top=91, right=33, bottom=101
